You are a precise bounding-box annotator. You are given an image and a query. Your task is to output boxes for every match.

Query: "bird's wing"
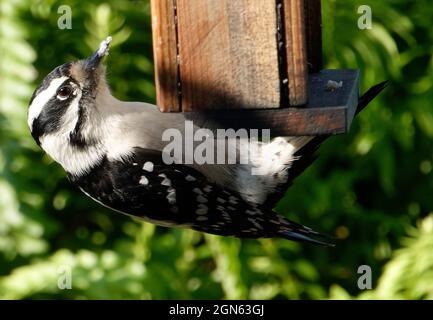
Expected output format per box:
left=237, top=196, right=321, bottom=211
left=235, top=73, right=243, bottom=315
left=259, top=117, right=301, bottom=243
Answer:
left=70, top=147, right=330, bottom=245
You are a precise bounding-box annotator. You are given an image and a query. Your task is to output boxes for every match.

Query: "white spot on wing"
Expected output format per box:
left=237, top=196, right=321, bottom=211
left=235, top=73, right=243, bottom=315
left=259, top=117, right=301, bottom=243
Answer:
left=185, top=175, right=196, bottom=182
left=139, top=176, right=149, bottom=185
left=196, top=195, right=207, bottom=203
left=222, top=212, right=232, bottom=222
left=193, top=188, right=203, bottom=195
left=229, top=196, right=238, bottom=204
left=143, top=162, right=154, bottom=172
left=196, top=204, right=208, bottom=215
left=248, top=217, right=264, bottom=230
left=166, top=190, right=176, bottom=204
left=161, top=178, right=172, bottom=187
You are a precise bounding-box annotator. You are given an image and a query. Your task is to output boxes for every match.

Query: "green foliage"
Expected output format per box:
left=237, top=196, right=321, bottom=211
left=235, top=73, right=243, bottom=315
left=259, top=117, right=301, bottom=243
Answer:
left=0, top=0, right=432, bottom=299
left=331, top=215, right=433, bottom=299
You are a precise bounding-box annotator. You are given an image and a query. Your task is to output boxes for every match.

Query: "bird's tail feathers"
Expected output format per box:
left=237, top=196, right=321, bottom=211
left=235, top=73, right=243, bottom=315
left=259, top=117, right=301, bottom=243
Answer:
left=356, top=80, right=389, bottom=115
left=280, top=229, right=335, bottom=247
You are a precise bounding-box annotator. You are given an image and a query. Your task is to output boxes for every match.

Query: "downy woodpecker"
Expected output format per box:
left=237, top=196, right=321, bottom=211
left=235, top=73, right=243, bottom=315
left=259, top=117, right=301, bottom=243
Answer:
left=28, top=37, right=386, bottom=245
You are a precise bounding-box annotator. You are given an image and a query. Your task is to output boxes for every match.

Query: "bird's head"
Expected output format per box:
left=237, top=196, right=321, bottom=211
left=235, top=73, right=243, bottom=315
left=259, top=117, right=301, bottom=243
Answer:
left=27, top=37, right=114, bottom=175
left=28, top=36, right=112, bottom=146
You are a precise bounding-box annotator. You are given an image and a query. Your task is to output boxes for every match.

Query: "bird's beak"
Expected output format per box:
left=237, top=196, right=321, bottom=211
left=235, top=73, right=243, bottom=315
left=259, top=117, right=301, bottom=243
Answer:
left=85, top=36, right=112, bottom=71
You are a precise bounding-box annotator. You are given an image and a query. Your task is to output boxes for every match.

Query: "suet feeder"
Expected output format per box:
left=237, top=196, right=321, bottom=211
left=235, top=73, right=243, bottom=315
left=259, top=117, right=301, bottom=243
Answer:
left=150, top=0, right=359, bottom=136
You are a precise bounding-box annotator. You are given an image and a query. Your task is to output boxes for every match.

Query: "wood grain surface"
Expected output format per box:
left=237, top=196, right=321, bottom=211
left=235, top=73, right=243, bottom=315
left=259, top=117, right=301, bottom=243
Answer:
left=176, top=0, right=281, bottom=111
left=282, top=0, right=308, bottom=106
left=151, top=0, right=180, bottom=112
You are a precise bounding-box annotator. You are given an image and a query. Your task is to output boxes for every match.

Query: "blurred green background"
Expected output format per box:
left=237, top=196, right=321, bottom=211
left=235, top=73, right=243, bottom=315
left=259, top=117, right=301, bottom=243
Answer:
left=1, top=0, right=433, bottom=299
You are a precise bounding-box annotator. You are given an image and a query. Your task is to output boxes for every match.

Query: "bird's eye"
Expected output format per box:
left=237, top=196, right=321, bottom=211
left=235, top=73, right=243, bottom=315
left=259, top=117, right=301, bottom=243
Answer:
left=56, top=85, right=73, bottom=100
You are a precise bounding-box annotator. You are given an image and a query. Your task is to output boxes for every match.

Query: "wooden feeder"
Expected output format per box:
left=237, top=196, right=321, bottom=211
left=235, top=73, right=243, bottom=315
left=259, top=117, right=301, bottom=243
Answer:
left=150, top=0, right=359, bottom=136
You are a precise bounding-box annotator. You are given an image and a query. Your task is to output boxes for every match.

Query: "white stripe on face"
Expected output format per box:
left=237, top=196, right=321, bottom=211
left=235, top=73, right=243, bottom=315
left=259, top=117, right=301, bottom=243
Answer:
left=28, top=76, right=68, bottom=129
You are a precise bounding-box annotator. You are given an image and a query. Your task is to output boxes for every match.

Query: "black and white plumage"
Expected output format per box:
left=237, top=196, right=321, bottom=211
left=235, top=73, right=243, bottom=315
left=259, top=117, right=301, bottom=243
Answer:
left=27, top=37, right=387, bottom=245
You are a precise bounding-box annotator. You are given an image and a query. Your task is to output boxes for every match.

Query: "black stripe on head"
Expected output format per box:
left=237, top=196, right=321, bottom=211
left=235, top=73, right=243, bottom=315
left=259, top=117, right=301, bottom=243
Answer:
left=29, top=62, right=72, bottom=106
left=31, top=78, right=80, bottom=145
left=31, top=80, right=70, bottom=144
left=68, top=97, right=96, bottom=149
